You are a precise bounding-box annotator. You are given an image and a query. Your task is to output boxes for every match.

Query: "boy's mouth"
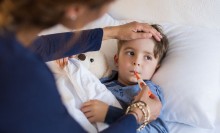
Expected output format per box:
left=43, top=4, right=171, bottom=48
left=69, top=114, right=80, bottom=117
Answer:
left=130, top=70, right=140, bottom=75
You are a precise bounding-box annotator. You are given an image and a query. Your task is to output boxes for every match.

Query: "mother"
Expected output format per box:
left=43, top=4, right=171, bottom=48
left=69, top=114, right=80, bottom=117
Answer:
left=0, top=0, right=162, bottom=133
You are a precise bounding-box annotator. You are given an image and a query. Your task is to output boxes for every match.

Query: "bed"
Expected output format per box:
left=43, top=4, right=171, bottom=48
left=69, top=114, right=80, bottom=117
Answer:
left=41, top=0, right=220, bottom=132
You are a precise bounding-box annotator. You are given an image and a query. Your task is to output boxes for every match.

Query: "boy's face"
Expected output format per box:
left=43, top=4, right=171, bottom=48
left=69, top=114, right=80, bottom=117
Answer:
left=115, top=38, right=159, bottom=86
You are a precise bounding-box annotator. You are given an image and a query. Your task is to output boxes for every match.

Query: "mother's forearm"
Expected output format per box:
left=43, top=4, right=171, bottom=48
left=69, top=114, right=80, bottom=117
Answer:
left=31, top=28, right=103, bottom=62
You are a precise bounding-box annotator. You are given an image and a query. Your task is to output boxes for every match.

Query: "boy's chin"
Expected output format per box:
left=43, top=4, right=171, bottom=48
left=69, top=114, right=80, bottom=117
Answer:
left=128, top=79, right=138, bottom=85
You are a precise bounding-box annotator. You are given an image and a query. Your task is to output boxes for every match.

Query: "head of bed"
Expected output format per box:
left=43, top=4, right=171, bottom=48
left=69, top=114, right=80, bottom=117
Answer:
left=41, top=0, right=220, bottom=132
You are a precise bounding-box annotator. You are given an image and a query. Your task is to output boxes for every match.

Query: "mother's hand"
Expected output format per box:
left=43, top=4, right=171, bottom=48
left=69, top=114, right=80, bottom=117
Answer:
left=103, top=21, right=162, bottom=41
left=132, top=84, right=162, bottom=122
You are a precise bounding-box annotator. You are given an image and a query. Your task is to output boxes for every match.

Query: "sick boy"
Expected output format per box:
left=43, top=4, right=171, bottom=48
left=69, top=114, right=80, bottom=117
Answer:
left=81, top=25, right=169, bottom=133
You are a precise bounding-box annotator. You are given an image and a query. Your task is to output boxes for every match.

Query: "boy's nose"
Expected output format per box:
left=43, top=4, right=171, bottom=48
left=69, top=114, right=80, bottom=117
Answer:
left=133, top=62, right=140, bottom=66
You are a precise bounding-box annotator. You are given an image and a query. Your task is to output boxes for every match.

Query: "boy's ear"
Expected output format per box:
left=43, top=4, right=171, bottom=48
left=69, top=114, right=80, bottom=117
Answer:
left=155, top=64, right=160, bottom=71
left=151, top=64, right=161, bottom=78
left=114, top=54, right=119, bottom=67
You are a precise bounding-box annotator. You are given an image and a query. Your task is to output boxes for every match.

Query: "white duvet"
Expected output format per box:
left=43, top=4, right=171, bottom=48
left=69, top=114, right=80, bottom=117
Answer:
left=47, top=59, right=121, bottom=133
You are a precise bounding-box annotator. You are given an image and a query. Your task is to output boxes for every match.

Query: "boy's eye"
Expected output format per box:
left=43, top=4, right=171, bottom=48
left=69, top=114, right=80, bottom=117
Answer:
left=145, top=55, right=152, bottom=60
left=127, top=51, right=134, bottom=56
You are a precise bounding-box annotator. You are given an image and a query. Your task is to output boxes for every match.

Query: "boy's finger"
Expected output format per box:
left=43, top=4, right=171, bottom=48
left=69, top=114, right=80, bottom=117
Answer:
left=80, top=106, right=91, bottom=113
left=56, top=60, right=61, bottom=67
left=88, top=116, right=95, bottom=123
left=60, top=59, right=64, bottom=69
left=62, top=58, right=65, bottom=67
left=82, top=101, right=93, bottom=107
left=64, top=58, right=68, bottom=66
left=84, top=111, right=93, bottom=118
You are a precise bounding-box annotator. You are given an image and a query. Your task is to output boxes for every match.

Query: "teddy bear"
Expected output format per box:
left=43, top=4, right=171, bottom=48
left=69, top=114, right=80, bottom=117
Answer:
left=74, top=51, right=112, bottom=79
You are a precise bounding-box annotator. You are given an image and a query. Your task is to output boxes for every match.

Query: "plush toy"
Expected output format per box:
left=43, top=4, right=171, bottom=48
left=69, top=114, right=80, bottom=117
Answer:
left=74, top=51, right=112, bottom=79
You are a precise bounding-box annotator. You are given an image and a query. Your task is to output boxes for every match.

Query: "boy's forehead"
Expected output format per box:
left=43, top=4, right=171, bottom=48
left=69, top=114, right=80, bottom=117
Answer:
left=123, top=38, right=154, bottom=44
left=121, top=38, right=155, bottom=49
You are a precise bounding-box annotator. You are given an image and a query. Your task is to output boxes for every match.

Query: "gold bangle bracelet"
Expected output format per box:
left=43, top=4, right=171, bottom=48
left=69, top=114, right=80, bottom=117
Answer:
left=126, top=101, right=151, bottom=131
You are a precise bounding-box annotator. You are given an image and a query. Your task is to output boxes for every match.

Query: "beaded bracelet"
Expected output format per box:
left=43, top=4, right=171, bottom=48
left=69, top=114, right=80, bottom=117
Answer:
left=126, top=101, right=151, bottom=131
left=137, top=103, right=151, bottom=131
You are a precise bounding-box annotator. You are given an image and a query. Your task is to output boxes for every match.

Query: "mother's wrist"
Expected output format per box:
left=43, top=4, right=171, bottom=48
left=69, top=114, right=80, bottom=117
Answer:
left=102, top=26, right=118, bottom=40
left=128, top=111, right=139, bottom=123
left=126, top=101, right=151, bottom=131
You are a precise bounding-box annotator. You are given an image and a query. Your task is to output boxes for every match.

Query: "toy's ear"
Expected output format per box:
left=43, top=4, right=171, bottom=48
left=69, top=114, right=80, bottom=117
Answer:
left=114, top=54, right=119, bottom=67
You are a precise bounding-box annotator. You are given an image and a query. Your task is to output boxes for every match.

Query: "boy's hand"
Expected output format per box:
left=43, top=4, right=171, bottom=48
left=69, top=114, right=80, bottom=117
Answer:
left=56, top=57, right=69, bottom=69
left=55, top=55, right=76, bottom=69
left=81, top=100, right=109, bottom=123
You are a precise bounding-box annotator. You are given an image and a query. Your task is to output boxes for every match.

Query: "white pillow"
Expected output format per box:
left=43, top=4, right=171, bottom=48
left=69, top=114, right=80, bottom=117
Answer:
left=152, top=24, right=220, bottom=129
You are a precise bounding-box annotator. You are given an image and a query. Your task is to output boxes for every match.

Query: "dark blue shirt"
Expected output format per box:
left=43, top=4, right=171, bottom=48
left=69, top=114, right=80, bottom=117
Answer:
left=0, top=29, right=137, bottom=133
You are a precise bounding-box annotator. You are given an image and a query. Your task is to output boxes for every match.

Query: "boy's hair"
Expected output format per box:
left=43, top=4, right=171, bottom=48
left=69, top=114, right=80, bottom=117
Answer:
left=117, top=24, right=169, bottom=64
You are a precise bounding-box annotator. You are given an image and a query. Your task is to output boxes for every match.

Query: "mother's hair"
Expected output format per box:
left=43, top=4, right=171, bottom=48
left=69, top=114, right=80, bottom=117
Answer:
left=0, top=0, right=114, bottom=29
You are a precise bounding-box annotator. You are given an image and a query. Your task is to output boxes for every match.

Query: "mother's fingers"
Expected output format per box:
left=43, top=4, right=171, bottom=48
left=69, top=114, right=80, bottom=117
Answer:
left=132, top=22, right=162, bottom=41
left=133, top=84, right=150, bottom=102
left=142, top=24, right=162, bottom=41
left=132, top=83, right=162, bottom=122
left=131, top=32, right=153, bottom=40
